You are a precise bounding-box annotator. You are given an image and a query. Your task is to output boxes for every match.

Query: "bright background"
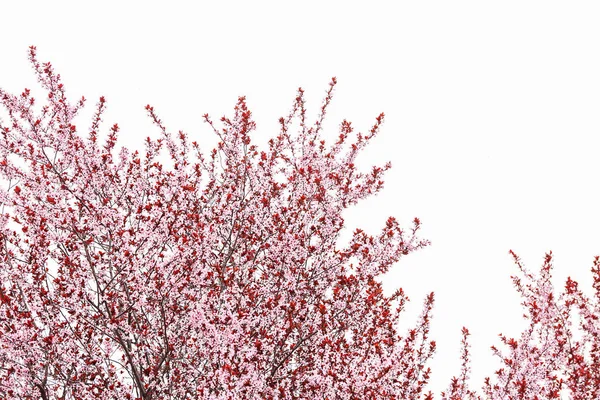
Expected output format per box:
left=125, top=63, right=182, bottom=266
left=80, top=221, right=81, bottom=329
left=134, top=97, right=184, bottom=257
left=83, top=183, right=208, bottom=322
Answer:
left=1, top=1, right=600, bottom=395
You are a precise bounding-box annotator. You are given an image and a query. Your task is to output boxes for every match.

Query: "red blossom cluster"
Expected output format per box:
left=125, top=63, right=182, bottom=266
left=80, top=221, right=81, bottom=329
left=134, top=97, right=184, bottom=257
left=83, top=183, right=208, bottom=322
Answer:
left=0, top=47, right=598, bottom=399
left=440, top=252, right=600, bottom=399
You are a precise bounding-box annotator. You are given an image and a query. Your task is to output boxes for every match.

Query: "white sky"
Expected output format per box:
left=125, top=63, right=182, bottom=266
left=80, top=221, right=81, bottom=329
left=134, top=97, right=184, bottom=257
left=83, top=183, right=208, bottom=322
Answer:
left=1, top=1, right=600, bottom=396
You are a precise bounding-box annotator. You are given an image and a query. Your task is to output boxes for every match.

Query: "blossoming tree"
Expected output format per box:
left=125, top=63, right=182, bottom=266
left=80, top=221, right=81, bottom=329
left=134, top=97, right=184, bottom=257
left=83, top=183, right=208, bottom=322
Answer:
left=440, top=251, right=600, bottom=400
left=0, top=47, right=435, bottom=399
